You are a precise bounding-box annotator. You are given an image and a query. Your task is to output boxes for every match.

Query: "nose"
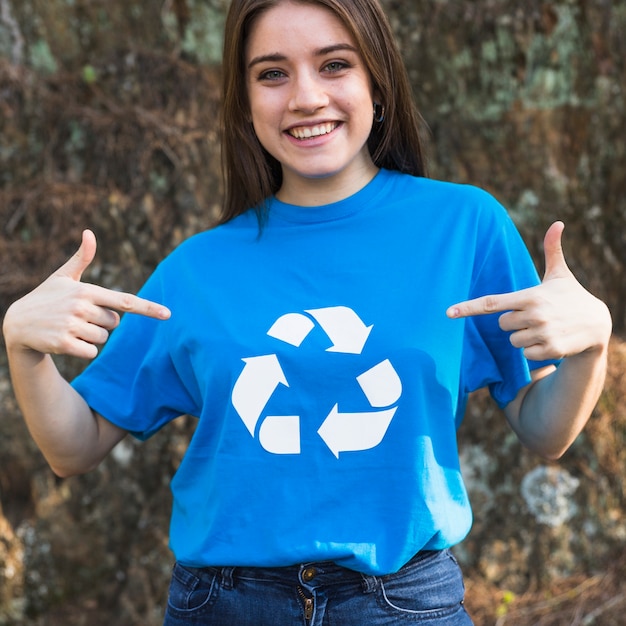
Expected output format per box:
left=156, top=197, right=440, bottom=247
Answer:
left=289, top=71, right=329, bottom=114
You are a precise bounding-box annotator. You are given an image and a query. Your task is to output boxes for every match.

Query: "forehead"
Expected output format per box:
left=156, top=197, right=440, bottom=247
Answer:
left=245, top=1, right=356, bottom=59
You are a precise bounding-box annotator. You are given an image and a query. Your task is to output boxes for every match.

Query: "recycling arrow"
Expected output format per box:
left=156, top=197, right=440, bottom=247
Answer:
left=317, top=405, right=398, bottom=459
left=305, top=306, right=372, bottom=354
left=357, top=359, right=402, bottom=407
left=267, top=313, right=315, bottom=347
left=231, top=355, right=288, bottom=436
left=259, top=415, right=301, bottom=455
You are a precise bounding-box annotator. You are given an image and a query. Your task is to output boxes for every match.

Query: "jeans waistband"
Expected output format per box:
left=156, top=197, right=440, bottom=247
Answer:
left=181, top=549, right=441, bottom=592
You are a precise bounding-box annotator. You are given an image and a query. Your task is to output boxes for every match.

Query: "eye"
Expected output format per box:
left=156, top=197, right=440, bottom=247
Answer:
left=323, top=60, right=350, bottom=73
left=259, top=69, right=286, bottom=81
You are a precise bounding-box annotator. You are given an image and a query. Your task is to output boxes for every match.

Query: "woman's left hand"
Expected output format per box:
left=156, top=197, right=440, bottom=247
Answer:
left=446, top=221, right=612, bottom=362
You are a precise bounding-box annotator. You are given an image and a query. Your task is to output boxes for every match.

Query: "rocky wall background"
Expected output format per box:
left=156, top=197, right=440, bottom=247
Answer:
left=0, top=0, right=625, bottom=624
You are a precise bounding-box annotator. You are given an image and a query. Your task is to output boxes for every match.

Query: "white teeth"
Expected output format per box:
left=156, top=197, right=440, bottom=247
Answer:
left=290, top=122, right=337, bottom=139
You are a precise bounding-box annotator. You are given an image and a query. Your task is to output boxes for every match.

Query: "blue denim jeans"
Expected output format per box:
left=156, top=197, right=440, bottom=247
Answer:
left=163, top=549, right=473, bottom=625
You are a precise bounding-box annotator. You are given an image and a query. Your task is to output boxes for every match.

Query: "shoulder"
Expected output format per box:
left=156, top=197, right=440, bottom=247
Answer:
left=160, top=212, right=259, bottom=267
left=383, top=170, right=511, bottom=226
left=386, top=169, right=498, bottom=201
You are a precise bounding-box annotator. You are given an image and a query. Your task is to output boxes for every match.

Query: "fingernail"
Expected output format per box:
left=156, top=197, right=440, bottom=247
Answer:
left=447, top=307, right=460, bottom=318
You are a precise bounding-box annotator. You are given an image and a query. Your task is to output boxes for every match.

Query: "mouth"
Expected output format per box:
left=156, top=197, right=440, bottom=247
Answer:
left=287, top=122, right=339, bottom=140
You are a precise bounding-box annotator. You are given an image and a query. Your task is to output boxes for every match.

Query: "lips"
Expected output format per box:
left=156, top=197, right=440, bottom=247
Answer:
left=288, top=122, right=338, bottom=140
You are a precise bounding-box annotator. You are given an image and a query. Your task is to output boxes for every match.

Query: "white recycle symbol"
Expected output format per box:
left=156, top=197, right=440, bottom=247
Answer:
left=231, top=306, right=402, bottom=458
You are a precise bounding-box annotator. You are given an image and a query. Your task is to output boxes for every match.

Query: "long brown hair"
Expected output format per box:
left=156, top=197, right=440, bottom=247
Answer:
left=218, top=0, right=428, bottom=225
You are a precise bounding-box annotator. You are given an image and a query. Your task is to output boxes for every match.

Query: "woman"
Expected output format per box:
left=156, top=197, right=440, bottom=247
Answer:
left=2, top=0, right=611, bottom=624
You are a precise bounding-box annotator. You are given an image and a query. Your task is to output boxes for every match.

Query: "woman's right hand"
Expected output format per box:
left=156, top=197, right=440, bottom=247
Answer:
left=3, top=229, right=171, bottom=360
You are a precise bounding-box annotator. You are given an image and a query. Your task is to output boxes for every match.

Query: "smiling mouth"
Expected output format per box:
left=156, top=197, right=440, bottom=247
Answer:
left=288, top=122, right=338, bottom=140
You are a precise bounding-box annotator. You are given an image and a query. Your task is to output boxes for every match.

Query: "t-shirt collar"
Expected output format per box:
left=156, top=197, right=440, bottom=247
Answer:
left=267, top=169, right=390, bottom=224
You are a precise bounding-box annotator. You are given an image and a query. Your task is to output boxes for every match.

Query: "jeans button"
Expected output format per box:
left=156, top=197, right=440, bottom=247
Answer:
left=302, top=567, right=317, bottom=582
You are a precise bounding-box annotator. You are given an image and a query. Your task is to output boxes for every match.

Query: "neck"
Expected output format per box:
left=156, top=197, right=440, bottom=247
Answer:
left=277, top=162, right=380, bottom=206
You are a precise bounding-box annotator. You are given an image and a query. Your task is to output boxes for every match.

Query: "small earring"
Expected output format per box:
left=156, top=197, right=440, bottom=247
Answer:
left=373, top=102, right=385, bottom=123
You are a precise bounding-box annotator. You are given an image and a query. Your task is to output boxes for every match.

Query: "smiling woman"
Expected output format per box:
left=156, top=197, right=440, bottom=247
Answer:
left=1, top=0, right=611, bottom=625
left=219, top=0, right=427, bottom=224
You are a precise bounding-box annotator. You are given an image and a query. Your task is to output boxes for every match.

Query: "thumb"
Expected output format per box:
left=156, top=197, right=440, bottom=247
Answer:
left=57, top=229, right=98, bottom=281
left=542, top=220, right=570, bottom=281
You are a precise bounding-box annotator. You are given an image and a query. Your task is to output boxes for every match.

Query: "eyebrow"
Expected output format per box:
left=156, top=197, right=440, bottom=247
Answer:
left=247, top=43, right=359, bottom=69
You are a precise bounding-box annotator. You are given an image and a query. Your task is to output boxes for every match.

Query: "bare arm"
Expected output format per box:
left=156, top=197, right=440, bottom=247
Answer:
left=2, top=230, right=171, bottom=477
left=3, top=347, right=127, bottom=477
left=447, top=221, right=612, bottom=459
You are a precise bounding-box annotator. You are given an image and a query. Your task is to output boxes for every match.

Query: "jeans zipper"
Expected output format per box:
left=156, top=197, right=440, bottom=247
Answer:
left=297, top=586, right=314, bottom=621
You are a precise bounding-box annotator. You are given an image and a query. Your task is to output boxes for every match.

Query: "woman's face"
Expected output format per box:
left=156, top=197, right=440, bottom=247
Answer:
left=245, top=0, right=378, bottom=203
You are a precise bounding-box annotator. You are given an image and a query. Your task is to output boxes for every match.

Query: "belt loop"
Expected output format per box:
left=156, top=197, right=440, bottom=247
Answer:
left=360, top=574, right=378, bottom=593
left=221, top=567, right=235, bottom=590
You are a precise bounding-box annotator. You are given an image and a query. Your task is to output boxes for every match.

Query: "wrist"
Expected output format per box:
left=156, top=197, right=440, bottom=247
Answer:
left=587, top=299, right=612, bottom=355
left=3, top=305, right=45, bottom=361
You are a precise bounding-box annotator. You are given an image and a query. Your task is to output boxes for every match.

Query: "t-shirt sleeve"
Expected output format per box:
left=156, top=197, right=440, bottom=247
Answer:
left=461, top=192, right=559, bottom=408
left=71, top=265, right=199, bottom=440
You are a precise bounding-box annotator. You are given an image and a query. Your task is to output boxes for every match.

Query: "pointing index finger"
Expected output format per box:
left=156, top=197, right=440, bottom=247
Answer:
left=118, top=293, right=171, bottom=320
left=94, top=285, right=171, bottom=320
left=446, top=290, right=526, bottom=319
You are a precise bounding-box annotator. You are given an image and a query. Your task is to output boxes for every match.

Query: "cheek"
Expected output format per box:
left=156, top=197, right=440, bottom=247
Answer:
left=249, top=92, right=281, bottom=127
left=344, top=86, right=374, bottom=119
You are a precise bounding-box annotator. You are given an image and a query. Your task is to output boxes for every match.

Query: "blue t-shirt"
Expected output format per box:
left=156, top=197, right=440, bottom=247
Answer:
left=73, top=169, right=551, bottom=575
